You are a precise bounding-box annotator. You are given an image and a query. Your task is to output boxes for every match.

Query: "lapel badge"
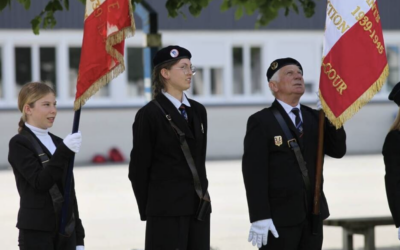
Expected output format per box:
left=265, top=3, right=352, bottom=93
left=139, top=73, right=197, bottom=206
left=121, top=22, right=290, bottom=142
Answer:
left=274, top=136, right=283, bottom=147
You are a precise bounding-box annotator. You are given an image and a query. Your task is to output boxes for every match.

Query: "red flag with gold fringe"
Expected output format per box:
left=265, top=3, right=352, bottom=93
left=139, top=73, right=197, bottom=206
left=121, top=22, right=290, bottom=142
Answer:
left=319, top=0, right=388, bottom=128
left=74, top=0, right=136, bottom=110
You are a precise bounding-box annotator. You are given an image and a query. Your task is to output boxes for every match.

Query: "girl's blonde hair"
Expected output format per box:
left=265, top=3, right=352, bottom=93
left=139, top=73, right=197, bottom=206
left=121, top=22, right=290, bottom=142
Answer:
left=17, top=82, right=55, bottom=133
left=390, top=109, right=400, bottom=131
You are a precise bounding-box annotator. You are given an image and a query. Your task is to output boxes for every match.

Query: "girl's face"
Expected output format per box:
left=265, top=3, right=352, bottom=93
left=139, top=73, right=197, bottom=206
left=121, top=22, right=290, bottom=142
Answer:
left=164, top=58, right=193, bottom=93
left=25, top=93, right=57, bottom=129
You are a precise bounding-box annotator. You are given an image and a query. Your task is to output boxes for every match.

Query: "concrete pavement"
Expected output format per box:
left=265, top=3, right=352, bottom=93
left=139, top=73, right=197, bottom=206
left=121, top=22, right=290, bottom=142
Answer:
left=1, top=154, right=399, bottom=249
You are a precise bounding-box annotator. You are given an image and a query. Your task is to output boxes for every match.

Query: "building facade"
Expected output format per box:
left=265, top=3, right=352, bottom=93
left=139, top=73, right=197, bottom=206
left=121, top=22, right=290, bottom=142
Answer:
left=0, top=0, right=399, bottom=166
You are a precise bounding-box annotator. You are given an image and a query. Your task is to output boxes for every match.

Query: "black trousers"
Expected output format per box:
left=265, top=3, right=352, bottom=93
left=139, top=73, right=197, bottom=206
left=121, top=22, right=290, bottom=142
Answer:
left=260, top=218, right=323, bottom=250
left=145, top=213, right=210, bottom=250
left=18, top=229, right=76, bottom=250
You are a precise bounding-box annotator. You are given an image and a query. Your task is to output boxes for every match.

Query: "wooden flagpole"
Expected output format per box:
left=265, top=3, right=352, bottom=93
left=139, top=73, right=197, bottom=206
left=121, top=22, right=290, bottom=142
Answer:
left=312, top=109, right=325, bottom=235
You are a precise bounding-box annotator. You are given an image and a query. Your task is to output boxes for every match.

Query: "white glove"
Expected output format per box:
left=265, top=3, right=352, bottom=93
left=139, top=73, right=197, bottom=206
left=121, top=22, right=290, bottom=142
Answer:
left=398, top=227, right=400, bottom=240
left=76, top=246, right=85, bottom=250
left=316, top=91, right=322, bottom=110
left=63, top=131, right=82, bottom=153
left=248, top=219, right=279, bottom=248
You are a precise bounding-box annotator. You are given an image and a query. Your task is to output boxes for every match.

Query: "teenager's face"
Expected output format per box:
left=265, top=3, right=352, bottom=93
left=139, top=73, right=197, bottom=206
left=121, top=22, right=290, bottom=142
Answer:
left=25, top=93, right=57, bottom=129
left=164, top=58, right=193, bottom=92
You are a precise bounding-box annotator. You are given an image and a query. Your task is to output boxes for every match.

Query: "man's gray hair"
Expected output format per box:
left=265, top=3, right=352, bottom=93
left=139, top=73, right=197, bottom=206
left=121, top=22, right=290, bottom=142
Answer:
left=269, top=69, right=280, bottom=96
left=270, top=69, right=280, bottom=83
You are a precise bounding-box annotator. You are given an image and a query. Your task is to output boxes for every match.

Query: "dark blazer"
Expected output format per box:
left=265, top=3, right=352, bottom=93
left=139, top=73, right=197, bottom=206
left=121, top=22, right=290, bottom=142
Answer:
left=8, top=126, right=85, bottom=245
left=129, top=93, right=209, bottom=221
left=383, top=130, right=400, bottom=227
left=242, top=100, right=346, bottom=227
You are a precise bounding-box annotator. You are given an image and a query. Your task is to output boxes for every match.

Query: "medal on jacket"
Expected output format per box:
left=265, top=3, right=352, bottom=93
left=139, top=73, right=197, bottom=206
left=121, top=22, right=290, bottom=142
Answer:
left=274, top=136, right=282, bottom=146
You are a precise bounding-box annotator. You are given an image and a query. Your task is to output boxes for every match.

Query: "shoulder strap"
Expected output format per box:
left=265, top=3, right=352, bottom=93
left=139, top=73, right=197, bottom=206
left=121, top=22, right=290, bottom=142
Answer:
left=19, top=129, right=64, bottom=214
left=20, top=129, right=50, bottom=167
left=271, top=107, right=311, bottom=191
left=152, top=100, right=210, bottom=201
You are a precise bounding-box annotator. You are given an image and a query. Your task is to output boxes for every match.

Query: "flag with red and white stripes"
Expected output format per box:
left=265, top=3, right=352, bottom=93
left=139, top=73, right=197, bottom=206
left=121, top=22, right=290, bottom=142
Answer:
left=74, top=0, right=135, bottom=110
left=319, top=0, right=388, bottom=128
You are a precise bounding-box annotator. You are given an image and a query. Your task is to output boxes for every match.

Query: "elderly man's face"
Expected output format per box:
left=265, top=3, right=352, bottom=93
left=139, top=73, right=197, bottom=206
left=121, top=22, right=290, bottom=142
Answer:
left=272, top=65, right=305, bottom=98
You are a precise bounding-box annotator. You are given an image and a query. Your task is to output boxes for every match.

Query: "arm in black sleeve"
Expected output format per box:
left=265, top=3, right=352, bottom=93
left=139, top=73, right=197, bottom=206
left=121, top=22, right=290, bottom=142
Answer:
left=201, top=106, right=208, bottom=162
left=199, top=105, right=209, bottom=196
left=383, top=131, right=400, bottom=228
left=242, top=114, right=271, bottom=223
left=128, top=109, right=155, bottom=221
left=323, top=118, right=347, bottom=158
left=8, top=135, right=74, bottom=191
left=72, top=176, right=85, bottom=245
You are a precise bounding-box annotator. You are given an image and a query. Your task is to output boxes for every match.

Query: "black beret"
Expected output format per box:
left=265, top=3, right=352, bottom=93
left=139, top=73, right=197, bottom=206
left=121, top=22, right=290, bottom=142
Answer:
left=389, top=82, right=400, bottom=106
left=153, top=45, right=192, bottom=68
left=266, top=57, right=303, bottom=81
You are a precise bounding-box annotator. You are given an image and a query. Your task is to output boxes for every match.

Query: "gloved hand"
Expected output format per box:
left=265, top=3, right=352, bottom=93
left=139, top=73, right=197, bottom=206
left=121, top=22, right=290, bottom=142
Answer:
left=76, top=246, right=85, bottom=250
left=398, top=227, right=400, bottom=240
left=63, top=131, right=82, bottom=153
left=316, top=91, right=322, bottom=110
left=248, top=219, right=279, bottom=248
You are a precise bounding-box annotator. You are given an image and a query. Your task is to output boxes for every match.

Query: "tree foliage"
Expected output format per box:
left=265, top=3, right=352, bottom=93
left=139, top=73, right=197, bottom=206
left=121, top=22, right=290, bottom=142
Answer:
left=0, top=0, right=317, bottom=34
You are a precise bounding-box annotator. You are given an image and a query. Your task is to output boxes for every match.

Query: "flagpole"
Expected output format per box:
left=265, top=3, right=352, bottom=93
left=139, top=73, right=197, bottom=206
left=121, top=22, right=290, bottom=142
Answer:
left=59, top=0, right=135, bottom=235
left=59, top=107, right=81, bottom=234
left=312, top=109, right=325, bottom=235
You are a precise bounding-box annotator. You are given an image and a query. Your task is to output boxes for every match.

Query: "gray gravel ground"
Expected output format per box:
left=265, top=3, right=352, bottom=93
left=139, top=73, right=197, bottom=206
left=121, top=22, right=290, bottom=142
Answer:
left=1, top=154, right=400, bottom=249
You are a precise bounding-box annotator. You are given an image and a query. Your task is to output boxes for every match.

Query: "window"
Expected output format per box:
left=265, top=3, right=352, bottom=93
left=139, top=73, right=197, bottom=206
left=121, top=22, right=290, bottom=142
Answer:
left=127, top=47, right=144, bottom=97
left=232, top=47, right=244, bottom=94
left=69, top=47, right=81, bottom=97
left=192, top=68, right=204, bottom=96
left=15, top=47, right=32, bottom=95
left=304, top=82, right=314, bottom=94
left=210, top=68, right=223, bottom=95
left=387, top=45, right=399, bottom=92
left=191, top=67, right=223, bottom=97
left=0, top=47, right=2, bottom=98
left=40, top=47, right=56, bottom=92
left=250, top=47, right=262, bottom=95
left=231, top=46, right=263, bottom=96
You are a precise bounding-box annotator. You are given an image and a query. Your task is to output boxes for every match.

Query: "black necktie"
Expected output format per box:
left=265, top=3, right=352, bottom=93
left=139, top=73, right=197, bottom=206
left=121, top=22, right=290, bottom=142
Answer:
left=179, top=104, right=188, bottom=122
left=291, top=108, right=303, bottom=137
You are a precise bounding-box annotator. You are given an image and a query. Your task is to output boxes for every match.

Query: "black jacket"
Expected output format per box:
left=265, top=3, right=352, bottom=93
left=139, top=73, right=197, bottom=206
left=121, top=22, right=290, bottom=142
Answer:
left=129, top=94, right=209, bottom=221
left=383, top=130, right=400, bottom=228
left=242, top=100, right=346, bottom=227
left=8, top=126, right=85, bottom=245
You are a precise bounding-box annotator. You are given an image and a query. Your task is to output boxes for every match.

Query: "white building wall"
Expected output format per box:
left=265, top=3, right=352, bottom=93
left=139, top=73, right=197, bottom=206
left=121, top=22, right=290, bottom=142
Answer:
left=0, top=29, right=399, bottom=167
left=1, top=101, right=397, bottom=168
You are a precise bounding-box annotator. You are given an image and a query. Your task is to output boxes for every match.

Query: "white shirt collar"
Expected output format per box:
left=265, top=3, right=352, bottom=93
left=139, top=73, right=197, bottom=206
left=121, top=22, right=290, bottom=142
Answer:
left=25, top=122, right=49, bottom=136
left=24, top=122, right=56, bottom=155
left=162, top=90, right=191, bottom=110
left=276, top=99, right=301, bottom=115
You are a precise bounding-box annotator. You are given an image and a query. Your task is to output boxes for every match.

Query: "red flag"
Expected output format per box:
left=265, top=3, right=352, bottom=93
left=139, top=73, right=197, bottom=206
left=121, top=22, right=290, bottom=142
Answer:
left=319, top=0, right=388, bottom=128
left=74, top=0, right=136, bottom=110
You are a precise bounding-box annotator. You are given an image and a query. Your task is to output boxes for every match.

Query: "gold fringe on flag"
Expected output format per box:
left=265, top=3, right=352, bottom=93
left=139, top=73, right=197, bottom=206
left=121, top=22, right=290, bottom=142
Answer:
left=320, top=63, right=389, bottom=129
left=74, top=1, right=136, bottom=111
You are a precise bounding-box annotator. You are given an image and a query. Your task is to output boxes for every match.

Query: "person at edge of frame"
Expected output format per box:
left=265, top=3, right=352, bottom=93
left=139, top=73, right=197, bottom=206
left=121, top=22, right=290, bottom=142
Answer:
left=8, top=81, right=85, bottom=250
left=242, top=58, right=347, bottom=250
left=128, top=45, right=211, bottom=250
left=383, top=81, right=400, bottom=241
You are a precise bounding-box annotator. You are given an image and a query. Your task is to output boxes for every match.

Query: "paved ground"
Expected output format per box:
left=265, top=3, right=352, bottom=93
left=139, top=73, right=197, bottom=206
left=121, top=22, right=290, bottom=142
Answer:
left=1, top=154, right=400, bottom=250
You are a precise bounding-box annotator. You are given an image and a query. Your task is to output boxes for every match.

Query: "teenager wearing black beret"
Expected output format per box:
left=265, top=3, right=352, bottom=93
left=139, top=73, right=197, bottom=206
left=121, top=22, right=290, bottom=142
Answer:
left=129, top=45, right=211, bottom=249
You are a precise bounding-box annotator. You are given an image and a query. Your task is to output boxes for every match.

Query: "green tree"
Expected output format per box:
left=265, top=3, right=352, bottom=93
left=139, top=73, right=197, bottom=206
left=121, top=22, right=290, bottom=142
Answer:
left=0, top=0, right=318, bottom=35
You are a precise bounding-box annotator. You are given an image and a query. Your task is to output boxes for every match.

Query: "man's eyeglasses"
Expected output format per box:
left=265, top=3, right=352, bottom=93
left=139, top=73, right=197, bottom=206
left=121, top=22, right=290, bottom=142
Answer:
left=172, top=65, right=196, bottom=76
